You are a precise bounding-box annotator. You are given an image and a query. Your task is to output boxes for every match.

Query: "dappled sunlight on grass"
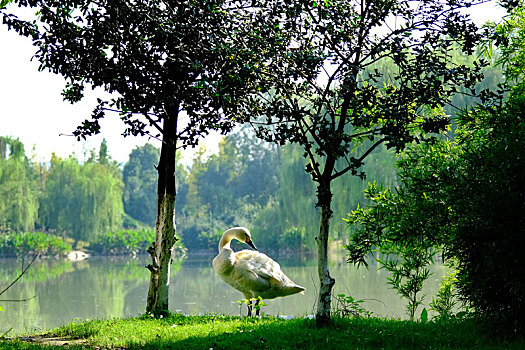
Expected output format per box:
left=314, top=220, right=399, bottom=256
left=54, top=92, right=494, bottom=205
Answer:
left=2, top=313, right=518, bottom=349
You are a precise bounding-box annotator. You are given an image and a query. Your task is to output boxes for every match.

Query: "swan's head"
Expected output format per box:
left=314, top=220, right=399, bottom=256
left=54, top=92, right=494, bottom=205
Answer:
left=243, top=230, right=258, bottom=251
left=223, top=227, right=258, bottom=251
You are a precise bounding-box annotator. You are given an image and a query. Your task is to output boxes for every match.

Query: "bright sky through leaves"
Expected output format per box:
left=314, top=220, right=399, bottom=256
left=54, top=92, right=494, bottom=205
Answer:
left=0, top=1, right=505, bottom=164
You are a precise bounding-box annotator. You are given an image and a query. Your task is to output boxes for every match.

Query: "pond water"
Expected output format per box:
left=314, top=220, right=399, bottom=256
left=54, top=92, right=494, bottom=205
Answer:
left=0, top=251, right=450, bottom=335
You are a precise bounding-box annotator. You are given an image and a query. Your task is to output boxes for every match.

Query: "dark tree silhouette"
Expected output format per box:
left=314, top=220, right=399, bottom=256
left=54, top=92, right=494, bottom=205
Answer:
left=1, top=0, right=266, bottom=316
left=244, top=0, right=488, bottom=326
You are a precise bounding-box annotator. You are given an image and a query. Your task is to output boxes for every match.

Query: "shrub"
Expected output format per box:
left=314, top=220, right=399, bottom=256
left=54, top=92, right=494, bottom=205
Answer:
left=430, top=270, right=460, bottom=320
left=89, top=229, right=186, bottom=256
left=0, top=231, right=71, bottom=258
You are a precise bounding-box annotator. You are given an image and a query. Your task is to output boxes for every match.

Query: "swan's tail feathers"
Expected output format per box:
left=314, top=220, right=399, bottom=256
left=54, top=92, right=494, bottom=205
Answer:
left=287, top=284, right=306, bottom=296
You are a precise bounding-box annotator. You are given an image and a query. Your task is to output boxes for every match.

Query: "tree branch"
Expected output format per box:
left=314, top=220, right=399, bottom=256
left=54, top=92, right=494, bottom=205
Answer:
left=0, top=253, right=39, bottom=298
left=0, top=295, right=37, bottom=302
left=331, top=138, right=386, bottom=180
left=102, top=107, right=164, bottom=135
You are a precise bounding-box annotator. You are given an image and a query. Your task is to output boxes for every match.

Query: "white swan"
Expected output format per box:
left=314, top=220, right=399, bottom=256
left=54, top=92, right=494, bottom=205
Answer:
left=212, top=227, right=305, bottom=316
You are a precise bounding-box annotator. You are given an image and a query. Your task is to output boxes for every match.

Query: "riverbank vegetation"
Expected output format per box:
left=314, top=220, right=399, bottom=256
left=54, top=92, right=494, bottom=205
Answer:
left=0, top=232, right=71, bottom=258
left=2, top=313, right=524, bottom=349
left=0, top=130, right=399, bottom=256
left=0, top=229, right=187, bottom=258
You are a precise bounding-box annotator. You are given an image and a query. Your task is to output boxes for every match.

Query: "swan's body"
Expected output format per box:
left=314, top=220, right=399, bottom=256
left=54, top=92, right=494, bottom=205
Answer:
left=212, top=227, right=305, bottom=315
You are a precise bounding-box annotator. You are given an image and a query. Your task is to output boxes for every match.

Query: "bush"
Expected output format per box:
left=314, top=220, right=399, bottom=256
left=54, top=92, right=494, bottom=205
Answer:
left=346, top=91, right=525, bottom=334
left=0, top=231, right=71, bottom=258
left=450, top=90, right=525, bottom=334
left=89, top=229, right=154, bottom=255
left=178, top=224, right=223, bottom=251
left=89, top=229, right=186, bottom=256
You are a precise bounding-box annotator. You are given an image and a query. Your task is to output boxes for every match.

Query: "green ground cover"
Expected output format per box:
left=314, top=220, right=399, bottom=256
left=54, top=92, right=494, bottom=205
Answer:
left=1, top=314, right=523, bottom=349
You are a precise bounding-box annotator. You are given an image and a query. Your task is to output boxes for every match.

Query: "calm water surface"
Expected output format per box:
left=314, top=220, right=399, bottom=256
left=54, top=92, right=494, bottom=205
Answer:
left=0, top=251, right=449, bottom=334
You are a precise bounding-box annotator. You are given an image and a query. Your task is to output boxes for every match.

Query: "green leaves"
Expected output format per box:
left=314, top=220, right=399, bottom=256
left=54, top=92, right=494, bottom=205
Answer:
left=39, top=151, right=124, bottom=243
left=377, top=243, right=437, bottom=321
left=420, top=308, right=428, bottom=323
left=0, top=0, right=11, bottom=8
left=236, top=297, right=267, bottom=317
left=0, top=232, right=71, bottom=258
left=123, top=144, right=160, bottom=226
left=2, top=0, right=269, bottom=148
left=334, top=293, right=372, bottom=318
left=0, top=137, right=39, bottom=232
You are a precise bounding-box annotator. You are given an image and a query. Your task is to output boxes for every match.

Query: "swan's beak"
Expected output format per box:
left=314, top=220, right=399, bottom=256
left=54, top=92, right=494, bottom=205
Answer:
left=246, top=238, right=258, bottom=251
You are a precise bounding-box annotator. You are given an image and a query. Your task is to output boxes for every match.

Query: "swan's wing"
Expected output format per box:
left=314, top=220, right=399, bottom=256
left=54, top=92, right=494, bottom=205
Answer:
left=235, top=250, right=292, bottom=284
left=232, top=250, right=305, bottom=299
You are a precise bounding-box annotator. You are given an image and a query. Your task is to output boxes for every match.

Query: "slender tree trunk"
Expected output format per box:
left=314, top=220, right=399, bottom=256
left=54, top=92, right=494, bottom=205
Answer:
left=146, top=106, right=178, bottom=316
left=315, top=182, right=335, bottom=327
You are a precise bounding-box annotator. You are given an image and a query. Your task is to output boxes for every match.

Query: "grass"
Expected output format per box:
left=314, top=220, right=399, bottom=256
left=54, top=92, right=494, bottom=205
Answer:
left=1, top=314, right=524, bottom=349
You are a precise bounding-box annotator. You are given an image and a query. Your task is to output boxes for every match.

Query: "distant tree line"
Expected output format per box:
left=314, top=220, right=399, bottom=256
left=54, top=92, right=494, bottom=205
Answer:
left=174, top=125, right=399, bottom=252
left=0, top=138, right=123, bottom=247
left=0, top=129, right=397, bottom=251
left=0, top=54, right=502, bottom=252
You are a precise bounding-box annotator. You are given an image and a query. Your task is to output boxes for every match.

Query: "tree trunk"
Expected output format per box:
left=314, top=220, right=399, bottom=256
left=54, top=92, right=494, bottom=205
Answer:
left=146, top=107, right=178, bottom=317
left=315, top=182, right=335, bottom=327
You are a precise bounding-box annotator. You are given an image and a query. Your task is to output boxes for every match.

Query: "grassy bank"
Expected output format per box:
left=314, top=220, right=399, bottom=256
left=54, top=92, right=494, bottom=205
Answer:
left=1, top=314, right=523, bottom=349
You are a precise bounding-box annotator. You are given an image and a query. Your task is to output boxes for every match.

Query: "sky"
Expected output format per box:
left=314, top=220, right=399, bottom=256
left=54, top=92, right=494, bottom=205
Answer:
left=0, top=2, right=507, bottom=166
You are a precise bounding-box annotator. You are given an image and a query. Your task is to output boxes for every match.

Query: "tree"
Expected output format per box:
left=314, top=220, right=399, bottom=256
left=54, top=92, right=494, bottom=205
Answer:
left=179, top=126, right=280, bottom=250
left=481, top=0, right=525, bottom=83
left=98, top=138, right=109, bottom=165
left=123, top=144, right=161, bottom=226
left=244, top=0, right=487, bottom=326
left=39, top=149, right=124, bottom=245
left=0, top=137, right=39, bottom=232
left=347, top=84, right=525, bottom=332
left=347, top=1, right=525, bottom=333
left=2, top=0, right=267, bottom=316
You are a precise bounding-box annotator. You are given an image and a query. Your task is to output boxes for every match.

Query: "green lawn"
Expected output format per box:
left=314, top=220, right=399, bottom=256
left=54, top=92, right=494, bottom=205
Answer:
left=1, top=314, right=523, bottom=349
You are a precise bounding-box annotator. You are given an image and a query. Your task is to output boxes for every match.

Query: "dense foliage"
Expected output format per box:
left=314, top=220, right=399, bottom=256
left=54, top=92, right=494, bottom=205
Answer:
left=347, top=84, right=525, bottom=333
left=175, top=125, right=398, bottom=252
left=0, top=140, right=123, bottom=250
left=346, top=3, right=525, bottom=334
left=1, top=0, right=277, bottom=316
left=0, top=137, right=39, bottom=232
left=239, top=0, right=490, bottom=325
left=0, top=54, right=504, bottom=254
left=89, top=229, right=186, bottom=256
left=0, top=231, right=71, bottom=258
left=123, top=144, right=160, bottom=226
left=39, top=150, right=124, bottom=245
left=0, top=131, right=396, bottom=256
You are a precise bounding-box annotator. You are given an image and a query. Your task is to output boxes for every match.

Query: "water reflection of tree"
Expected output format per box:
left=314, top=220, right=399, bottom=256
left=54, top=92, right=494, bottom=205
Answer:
left=0, top=255, right=186, bottom=334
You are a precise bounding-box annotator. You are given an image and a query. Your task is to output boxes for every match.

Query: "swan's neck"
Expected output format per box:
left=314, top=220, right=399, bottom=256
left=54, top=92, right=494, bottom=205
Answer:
left=218, top=233, right=233, bottom=251
left=218, top=228, right=245, bottom=251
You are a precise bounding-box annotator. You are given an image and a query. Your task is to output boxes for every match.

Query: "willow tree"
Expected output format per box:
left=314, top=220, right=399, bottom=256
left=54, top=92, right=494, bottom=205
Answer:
left=245, top=0, right=488, bottom=326
left=0, top=137, right=39, bottom=232
left=39, top=149, right=123, bottom=245
left=2, top=0, right=265, bottom=316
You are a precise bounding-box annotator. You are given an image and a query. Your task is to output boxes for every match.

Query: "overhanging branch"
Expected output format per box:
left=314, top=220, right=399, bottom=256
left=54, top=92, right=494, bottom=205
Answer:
left=331, top=138, right=386, bottom=180
left=0, top=253, right=39, bottom=298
